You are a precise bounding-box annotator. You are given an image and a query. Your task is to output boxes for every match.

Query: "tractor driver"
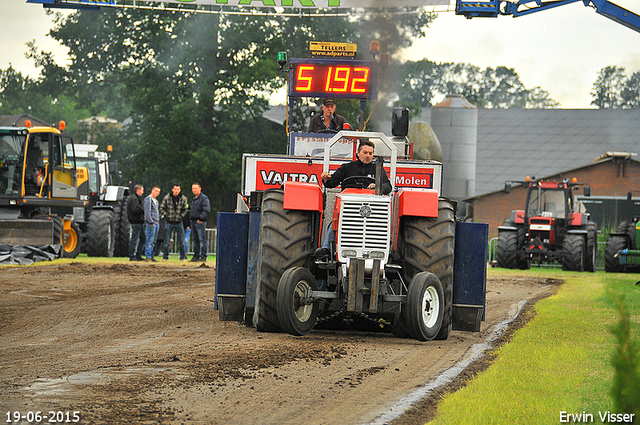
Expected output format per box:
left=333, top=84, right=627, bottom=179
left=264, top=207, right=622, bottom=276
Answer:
left=316, top=140, right=392, bottom=262
left=320, top=140, right=392, bottom=195
left=308, top=98, right=349, bottom=133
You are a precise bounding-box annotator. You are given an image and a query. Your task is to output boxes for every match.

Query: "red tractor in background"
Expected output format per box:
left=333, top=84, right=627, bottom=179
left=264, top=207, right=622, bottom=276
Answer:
left=496, top=177, right=596, bottom=271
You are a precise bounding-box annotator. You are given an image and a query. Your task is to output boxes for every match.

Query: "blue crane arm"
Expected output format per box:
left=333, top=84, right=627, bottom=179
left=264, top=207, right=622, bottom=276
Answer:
left=456, top=0, right=640, bottom=33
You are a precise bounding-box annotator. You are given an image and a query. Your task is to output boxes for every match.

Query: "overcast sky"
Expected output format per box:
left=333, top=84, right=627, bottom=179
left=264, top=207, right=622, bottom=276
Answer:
left=1, top=0, right=639, bottom=108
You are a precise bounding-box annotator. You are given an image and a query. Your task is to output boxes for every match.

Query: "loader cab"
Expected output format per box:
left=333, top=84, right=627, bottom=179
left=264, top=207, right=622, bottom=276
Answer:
left=24, top=128, right=78, bottom=200
left=0, top=125, right=79, bottom=200
left=0, top=128, right=27, bottom=195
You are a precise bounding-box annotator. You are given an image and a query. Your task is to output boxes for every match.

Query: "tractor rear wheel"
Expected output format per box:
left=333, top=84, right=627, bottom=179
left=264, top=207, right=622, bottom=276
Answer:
left=276, top=267, right=319, bottom=336
left=627, top=220, right=638, bottom=250
left=605, top=235, right=627, bottom=273
left=401, top=198, right=454, bottom=340
left=562, top=233, right=585, bottom=271
left=255, top=189, right=314, bottom=333
left=405, top=272, right=444, bottom=341
left=113, top=197, right=130, bottom=257
left=85, top=209, right=115, bottom=257
left=585, top=220, right=597, bottom=272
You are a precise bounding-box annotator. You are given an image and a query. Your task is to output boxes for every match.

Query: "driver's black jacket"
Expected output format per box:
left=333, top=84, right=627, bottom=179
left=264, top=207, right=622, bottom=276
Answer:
left=324, top=158, right=392, bottom=195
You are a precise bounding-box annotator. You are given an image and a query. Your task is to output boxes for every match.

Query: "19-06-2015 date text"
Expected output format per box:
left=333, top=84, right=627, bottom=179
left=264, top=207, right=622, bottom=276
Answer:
left=5, top=411, right=80, bottom=423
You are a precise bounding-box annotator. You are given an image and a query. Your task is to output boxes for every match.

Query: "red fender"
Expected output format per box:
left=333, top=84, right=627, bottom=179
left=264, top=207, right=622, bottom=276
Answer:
left=397, top=188, right=439, bottom=218
left=571, top=212, right=588, bottom=226
left=283, top=182, right=323, bottom=212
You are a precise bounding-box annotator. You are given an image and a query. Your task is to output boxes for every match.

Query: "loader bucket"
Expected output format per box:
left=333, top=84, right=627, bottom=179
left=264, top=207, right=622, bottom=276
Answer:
left=0, top=219, right=54, bottom=247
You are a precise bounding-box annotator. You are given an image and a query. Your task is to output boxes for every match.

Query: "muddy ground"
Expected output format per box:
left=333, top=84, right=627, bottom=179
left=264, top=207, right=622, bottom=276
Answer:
left=0, top=262, right=560, bottom=424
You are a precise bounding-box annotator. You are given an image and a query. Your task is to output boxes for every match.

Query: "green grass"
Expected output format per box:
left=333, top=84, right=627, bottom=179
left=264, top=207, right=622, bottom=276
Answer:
left=429, top=269, right=640, bottom=425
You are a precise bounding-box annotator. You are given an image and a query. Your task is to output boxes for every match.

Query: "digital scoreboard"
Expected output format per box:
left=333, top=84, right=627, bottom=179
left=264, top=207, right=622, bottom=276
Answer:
left=288, top=59, right=378, bottom=100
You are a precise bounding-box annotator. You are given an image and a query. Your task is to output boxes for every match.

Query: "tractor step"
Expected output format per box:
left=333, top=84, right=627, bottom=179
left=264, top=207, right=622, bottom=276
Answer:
left=618, top=249, right=640, bottom=266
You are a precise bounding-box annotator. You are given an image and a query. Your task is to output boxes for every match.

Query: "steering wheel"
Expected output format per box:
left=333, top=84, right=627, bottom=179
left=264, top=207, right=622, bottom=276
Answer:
left=342, top=175, right=376, bottom=189
left=317, top=128, right=338, bottom=134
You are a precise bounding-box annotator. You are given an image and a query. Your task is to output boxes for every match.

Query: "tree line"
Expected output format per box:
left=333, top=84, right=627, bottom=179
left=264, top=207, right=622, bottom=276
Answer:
left=591, top=66, right=640, bottom=109
left=0, top=8, right=633, bottom=214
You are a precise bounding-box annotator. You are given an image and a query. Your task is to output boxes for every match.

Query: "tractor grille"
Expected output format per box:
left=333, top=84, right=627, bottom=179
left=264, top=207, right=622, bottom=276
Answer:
left=339, top=200, right=391, bottom=251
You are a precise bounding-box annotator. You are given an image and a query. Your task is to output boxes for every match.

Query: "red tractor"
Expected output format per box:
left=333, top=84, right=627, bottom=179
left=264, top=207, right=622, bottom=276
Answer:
left=496, top=177, right=596, bottom=271
left=214, top=43, right=487, bottom=342
left=252, top=132, right=457, bottom=340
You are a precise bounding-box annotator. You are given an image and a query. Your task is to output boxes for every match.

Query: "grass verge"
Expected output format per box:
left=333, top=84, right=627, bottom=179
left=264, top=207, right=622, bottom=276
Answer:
left=428, top=268, right=640, bottom=425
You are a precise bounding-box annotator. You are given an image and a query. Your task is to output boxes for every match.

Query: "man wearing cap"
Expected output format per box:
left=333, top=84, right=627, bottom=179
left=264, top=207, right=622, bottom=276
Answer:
left=308, top=98, right=349, bottom=133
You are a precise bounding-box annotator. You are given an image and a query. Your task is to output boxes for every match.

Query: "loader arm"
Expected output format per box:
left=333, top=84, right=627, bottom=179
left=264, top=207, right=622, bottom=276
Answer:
left=456, top=0, right=640, bottom=33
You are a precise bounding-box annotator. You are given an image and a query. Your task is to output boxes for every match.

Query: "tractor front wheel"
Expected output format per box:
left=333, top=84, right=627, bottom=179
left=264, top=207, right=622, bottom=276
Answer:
left=401, top=198, right=454, bottom=340
left=53, top=217, right=81, bottom=258
left=496, top=230, right=519, bottom=269
left=562, top=233, right=585, bottom=272
left=85, top=209, right=115, bottom=257
left=405, top=272, right=444, bottom=341
left=276, top=267, right=319, bottom=336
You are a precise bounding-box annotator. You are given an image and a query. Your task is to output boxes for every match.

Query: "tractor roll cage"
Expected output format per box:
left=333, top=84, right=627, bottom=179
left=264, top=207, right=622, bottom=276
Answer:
left=322, top=130, right=398, bottom=192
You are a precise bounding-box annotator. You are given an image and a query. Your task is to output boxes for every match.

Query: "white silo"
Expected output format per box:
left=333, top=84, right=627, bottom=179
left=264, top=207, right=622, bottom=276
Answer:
left=430, top=94, right=478, bottom=216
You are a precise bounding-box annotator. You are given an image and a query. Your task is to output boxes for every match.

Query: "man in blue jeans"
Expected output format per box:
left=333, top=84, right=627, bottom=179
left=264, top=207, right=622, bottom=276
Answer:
left=159, top=183, right=189, bottom=261
left=144, top=186, right=161, bottom=261
left=190, top=182, right=210, bottom=262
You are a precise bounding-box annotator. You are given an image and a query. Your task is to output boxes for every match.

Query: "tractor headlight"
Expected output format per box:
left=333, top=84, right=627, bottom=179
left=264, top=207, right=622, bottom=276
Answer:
left=341, top=249, right=357, bottom=258
left=370, top=251, right=385, bottom=259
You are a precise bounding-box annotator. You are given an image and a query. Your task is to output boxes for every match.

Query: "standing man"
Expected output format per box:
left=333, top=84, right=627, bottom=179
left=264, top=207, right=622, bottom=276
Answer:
left=159, top=183, right=189, bottom=262
left=127, top=184, right=145, bottom=261
left=308, top=98, right=349, bottom=133
left=144, top=186, right=161, bottom=262
left=190, top=182, right=210, bottom=263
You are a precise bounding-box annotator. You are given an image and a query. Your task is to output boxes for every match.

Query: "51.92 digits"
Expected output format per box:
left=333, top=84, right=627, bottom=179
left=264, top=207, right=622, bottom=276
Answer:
left=5, top=411, right=80, bottom=423
left=294, top=64, right=370, bottom=95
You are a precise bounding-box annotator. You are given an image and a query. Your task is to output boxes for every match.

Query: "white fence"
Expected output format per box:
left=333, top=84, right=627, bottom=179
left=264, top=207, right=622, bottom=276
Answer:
left=165, top=228, right=217, bottom=255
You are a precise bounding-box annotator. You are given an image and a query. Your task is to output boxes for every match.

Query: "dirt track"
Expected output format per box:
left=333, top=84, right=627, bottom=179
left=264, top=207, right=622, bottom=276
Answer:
left=0, top=262, right=559, bottom=424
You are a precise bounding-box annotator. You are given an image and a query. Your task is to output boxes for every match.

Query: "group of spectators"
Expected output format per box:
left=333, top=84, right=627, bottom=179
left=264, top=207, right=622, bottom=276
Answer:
left=126, top=182, right=211, bottom=263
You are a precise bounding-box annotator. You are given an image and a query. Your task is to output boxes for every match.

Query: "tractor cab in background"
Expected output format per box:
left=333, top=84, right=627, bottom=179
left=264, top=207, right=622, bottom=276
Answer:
left=497, top=177, right=596, bottom=271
